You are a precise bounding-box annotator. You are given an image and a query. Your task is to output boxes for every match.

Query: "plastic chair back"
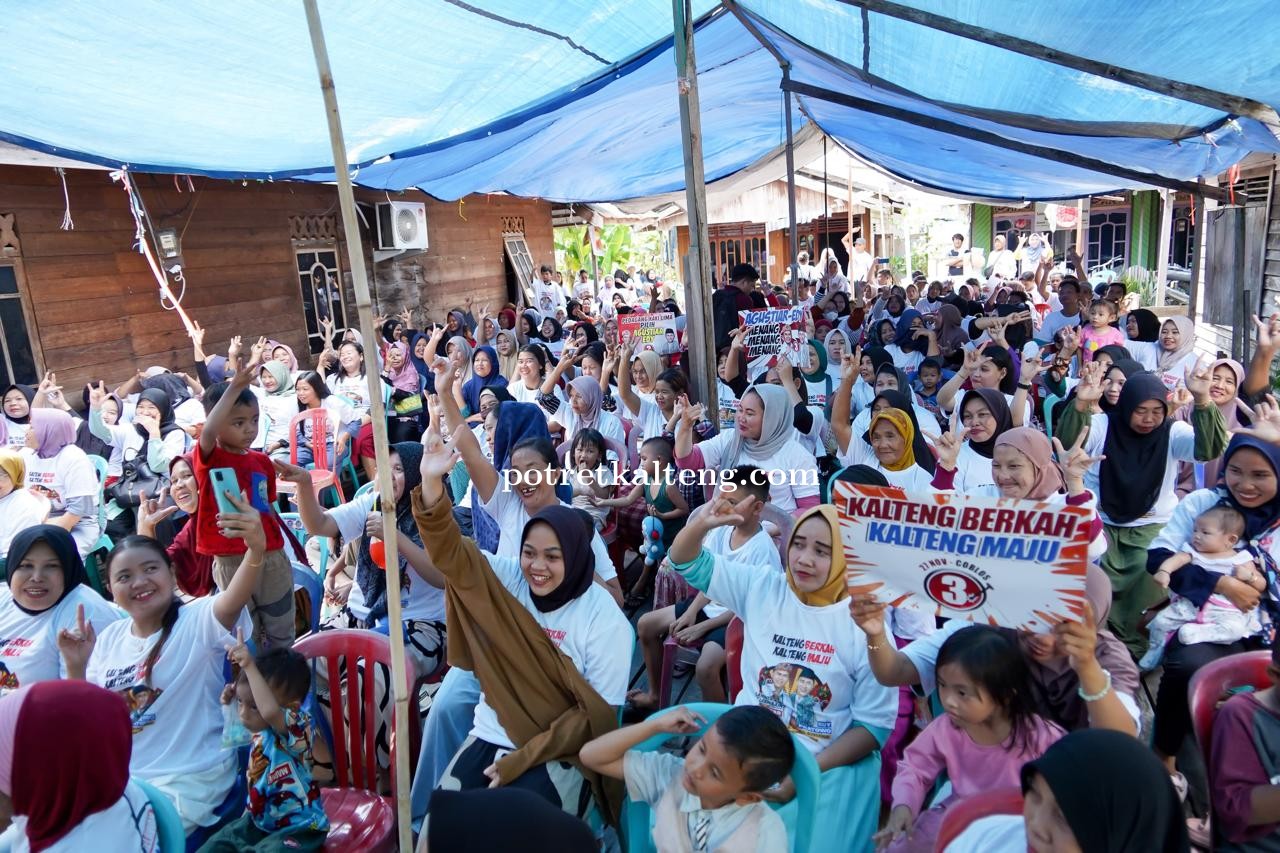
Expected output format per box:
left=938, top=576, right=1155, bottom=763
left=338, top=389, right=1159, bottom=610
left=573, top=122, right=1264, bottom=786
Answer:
left=934, top=787, right=1024, bottom=851
left=131, top=778, right=185, bottom=852
left=289, top=408, right=335, bottom=470
left=725, top=618, right=745, bottom=702
left=1041, top=393, right=1062, bottom=440
left=293, top=629, right=417, bottom=795
left=1188, top=650, right=1271, bottom=761
left=622, top=702, right=821, bottom=853
left=292, top=562, right=322, bottom=636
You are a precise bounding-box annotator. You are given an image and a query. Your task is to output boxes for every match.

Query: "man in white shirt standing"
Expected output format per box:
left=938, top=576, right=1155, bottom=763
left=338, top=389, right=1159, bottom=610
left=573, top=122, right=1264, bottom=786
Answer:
left=1034, top=275, right=1086, bottom=345
left=844, top=235, right=874, bottom=285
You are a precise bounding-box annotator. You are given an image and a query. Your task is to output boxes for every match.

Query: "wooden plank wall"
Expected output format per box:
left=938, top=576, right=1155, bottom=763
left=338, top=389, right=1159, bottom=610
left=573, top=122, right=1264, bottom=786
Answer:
left=0, top=165, right=554, bottom=394
left=366, top=192, right=554, bottom=324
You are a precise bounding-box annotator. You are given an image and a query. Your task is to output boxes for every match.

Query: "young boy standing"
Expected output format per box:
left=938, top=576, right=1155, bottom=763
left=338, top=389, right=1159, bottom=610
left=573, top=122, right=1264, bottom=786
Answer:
left=196, top=355, right=293, bottom=648
left=201, top=636, right=329, bottom=851
left=628, top=466, right=780, bottom=711
left=580, top=705, right=794, bottom=853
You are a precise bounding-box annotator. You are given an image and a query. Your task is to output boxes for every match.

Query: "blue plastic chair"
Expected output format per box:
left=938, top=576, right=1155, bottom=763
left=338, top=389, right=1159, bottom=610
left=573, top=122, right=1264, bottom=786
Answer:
left=131, top=778, right=185, bottom=852
left=621, top=702, right=821, bottom=853
left=279, top=511, right=329, bottom=579
left=85, top=455, right=113, bottom=597
left=293, top=561, right=322, bottom=636
left=1041, top=392, right=1062, bottom=440
left=353, top=481, right=376, bottom=498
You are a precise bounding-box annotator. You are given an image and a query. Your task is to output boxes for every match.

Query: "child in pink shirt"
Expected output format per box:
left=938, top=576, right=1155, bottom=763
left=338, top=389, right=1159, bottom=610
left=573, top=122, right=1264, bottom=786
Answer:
left=1079, top=298, right=1126, bottom=363
left=875, top=625, right=1065, bottom=852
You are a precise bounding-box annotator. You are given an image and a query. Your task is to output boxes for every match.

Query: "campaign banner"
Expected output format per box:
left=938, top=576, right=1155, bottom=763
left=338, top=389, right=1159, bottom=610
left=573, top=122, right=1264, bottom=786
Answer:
left=738, top=307, right=809, bottom=379
left=620, top=311, right=681, bottom=356
left=834, top=481, right=1091, bottom=632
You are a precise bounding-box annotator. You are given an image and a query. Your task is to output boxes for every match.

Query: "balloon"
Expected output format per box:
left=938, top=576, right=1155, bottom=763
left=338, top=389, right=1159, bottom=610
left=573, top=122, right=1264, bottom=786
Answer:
left=369, top=538, right=386, bottom=570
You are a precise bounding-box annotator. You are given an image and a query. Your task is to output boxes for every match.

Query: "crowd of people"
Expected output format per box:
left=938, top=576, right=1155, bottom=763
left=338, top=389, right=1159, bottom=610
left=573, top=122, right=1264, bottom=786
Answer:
left=3, top=251, right=1280, bottom=853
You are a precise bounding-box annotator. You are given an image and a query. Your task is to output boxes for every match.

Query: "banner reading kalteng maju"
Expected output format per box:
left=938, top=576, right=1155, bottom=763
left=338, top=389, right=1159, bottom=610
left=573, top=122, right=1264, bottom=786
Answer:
left=834, top=481, right=1091, bottom=632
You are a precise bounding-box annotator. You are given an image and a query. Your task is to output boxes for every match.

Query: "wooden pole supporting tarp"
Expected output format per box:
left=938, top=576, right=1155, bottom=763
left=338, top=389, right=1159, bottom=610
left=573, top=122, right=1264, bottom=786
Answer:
left=302, top=2, right=413, bottom=850
left=673, top=0, right=717, bottom=413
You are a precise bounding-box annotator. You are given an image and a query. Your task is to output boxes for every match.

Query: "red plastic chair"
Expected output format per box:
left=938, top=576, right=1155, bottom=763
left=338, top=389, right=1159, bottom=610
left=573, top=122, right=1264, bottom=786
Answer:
left=725, top=617, right=745, bottom=702
left=1188, top=650, right=1271, bottom=763
left=279, top=409, right=345, bottom=505
left=934, top=788, right=1024, bottom=851
left=294, top=629, right=418, bottom=853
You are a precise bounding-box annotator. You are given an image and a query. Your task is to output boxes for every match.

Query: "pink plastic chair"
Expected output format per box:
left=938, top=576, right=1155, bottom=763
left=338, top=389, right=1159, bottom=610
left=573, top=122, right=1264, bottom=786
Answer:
left=278, top=409, right=345, bottom=504
left=294, top=630, right=417, bottom=852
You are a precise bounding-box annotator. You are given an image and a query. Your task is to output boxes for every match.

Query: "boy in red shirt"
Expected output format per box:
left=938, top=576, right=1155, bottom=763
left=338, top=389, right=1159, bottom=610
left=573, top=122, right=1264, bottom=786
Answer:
left=195, top=353, right=293, bottom=649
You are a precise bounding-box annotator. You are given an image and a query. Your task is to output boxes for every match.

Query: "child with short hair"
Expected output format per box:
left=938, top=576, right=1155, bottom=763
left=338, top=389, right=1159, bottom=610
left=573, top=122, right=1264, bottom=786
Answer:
left=1078, top=298, right=1126, bottom=362
left=876, top=626, right=1065, bottom=852
left=201, top=636, right=328, bottom=851
left=629, top=466, right=780, bottom=711
left=197, top=356, right=294, bottom=649
left=580, top=705, right=793, bottom=853
left=910, top=358, right=943, bottom=417
left=1142, top=504, right=1265, bottom=670
left=591, top=436, right=689, bottom=605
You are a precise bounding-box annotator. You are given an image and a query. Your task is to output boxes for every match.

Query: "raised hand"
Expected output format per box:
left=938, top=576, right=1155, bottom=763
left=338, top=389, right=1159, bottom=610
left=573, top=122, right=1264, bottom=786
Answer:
left=189, top=320, right=206, bottom=347
left=87, top=380, right=109, bottom=410
left=1052, top=428, right=1103, bottom=484
left=987, top=317, right=1011, bottom=349
left=1183, top=356, right=1213, bottom=406
left=1073, top=360, right=1107, bottom=406
left=728, top=325, right=746, bottom=352
left=1020, top=354, right=1046, bottom=385
left=1168, top=384, right=1194, bottom=411
left=398, top=307, right=413, bottom=327
left=960, top=341, right=988, bottom=375
left=137, top=486, right=179, bottom=533
left=419, top=420, right=460, bottom=482
left=272, top=459, right=311, bottom=488
left=56, top=603, right=96, bottom=675
left=1233, top=394, right=1280, bottom=444
left=227, top=335, right=243, bottom=362
left=1052, top=601, right=1100, bottom=674
left=248, top=336, right=268, bottom=370
left=1253, top=313, right=1280, bottom=351
left=650, top=706, right=705, bottom=736
left=848, top=593, right=888, bottom=638
left=1058, top=325, right=1080, bottom=356
left=840, top=354, right=858, bottom=384
left=695, top=493, right=753, bottom=531
left=225, top=626, right=253, bottom=670
left=924, top=409, right=969, bottom=471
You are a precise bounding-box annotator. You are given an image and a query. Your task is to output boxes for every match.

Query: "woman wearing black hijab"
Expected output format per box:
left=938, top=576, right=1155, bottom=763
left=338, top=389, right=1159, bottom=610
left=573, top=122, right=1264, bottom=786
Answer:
left=0, top=525, right=120, bottom=689
left=93, top=386, right=186, bottom=539
left=945, top=729, right=1189, bottom=852
left=0, top=383, right=34, bottom=449
left=1057, top=367, right=1227, bottom=657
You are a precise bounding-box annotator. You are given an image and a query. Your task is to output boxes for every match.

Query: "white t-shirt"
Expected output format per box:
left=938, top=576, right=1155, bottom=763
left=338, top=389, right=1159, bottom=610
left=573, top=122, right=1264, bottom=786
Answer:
left=884, top=344, right=924, bottom=374
left=6, top=780, right=159, bottom=853
left=0, top=489, right=49, bottom=557
left=480, top=485, right=618, bottom=581
left=21, top=446, right=100, bottom=556
left=2, top=418, right=27, bottom=450
left=624, top=395, right=669, bottom=446
left=328, top=492, right=446, bottom=624
left=0, top=585, right=121, bottom=692
left=1078, top=412, right=1197, bottom=526
left=255, top=389, right=299, bottom=449
left=1035, top=308, right=1081, bottom=345
left=701, top=526, right=781, bottom=619
left=951, top=442, right=996, bottom=492
left=695, top=433, right=819, bottom=512
left=468, top=551, right=632, bottom=749
left=848, top=250, right=873, bottom=283
left=702, top=555, right=898, bottom=752
left=557, top=407, right=626, bottom=451
left=86, top=596, right=250, bottom=780
left=326, top=373, right=375, bottom=415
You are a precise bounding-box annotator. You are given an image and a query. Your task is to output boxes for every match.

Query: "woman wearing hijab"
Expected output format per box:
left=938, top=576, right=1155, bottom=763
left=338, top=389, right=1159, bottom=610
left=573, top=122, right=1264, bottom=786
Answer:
left=0, top=525, right=119, bottom=692
left=837, top=372, right=939, bottom=468
left=265, top=339, right=300, bottom=376
left=415, top=423, right=632, bottom=835
left=858, top=407, right=937, bottom=490
left=674, top=384, right=819, bottom=513
left=539, top=317, right=566, bottom=358
left=407, top=331, right=438, bottom=396
left=1127, top=315, right=1198, bottom=384
left=883, top=309, right=939, bottom=374
left=88, top=385, right=186, bottom=539
left=801, top=338, right=835, bottom=410
left=382, top=340, right=427, bottom=444
left=944, top=388, right=1014, bottom=491
left=944, top=729, right=1189, bottom=853
left=933, top=303, right=969, bottom=369
left=1175, top=357, right=1248, bottom=496
left=1125, top=307, right=1162, bottom=344
left=0, top=384, right=34, bottom=450
left=458, top=346, right=508, bottom=425
left=255, top=360, right=299, bottom=461
left=20, top=410, right=100, bottom=558
left=823, top=328, right=851, bottom=385
left=668, top=497, right=897, bottom=853
left=1146, top=432, right=1280, bottom=790
left=0, top=680, right=161, bottom=852
left=0, top=451, right=47, bottom=559
left=547, top=375, right=624, bottom=450
left=1057, top=365, right=1227, bottom=657
left=519, top=309, right=543, bottom=345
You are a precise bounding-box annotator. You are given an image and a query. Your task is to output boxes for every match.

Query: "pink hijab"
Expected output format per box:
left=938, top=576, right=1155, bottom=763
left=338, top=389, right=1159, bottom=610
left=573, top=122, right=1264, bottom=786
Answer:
left=994, top=427, right=1064, bottom=500
left=383, top=342, right=420, bottom=394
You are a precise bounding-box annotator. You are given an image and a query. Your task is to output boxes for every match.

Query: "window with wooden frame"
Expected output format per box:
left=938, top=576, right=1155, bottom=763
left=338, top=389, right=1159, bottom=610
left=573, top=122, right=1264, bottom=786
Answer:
left=0, top=214, right=43, bottom=386
left=295, top=248, right=349, bottom=355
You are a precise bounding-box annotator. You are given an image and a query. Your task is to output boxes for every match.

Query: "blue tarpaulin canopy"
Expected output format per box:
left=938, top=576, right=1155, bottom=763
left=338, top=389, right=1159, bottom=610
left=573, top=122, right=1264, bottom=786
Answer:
left=1, top=1, right=1278, bottom=201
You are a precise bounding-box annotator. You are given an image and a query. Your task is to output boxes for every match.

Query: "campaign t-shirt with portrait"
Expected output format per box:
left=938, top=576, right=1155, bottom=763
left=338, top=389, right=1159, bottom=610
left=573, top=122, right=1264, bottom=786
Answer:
left=86, top=596, right=251, bottom=779
left=480, top=484, right=618, bottom=581
left=328, top=491, right=445, bottom=624
left=700, top=526, right=781, bottom=619
left=0, top=585, right=121, bottom=692
left=694, top=433, right=819, bottom=513
left=325, top=373, right=374, bottom=417
left=467, top=551, right=633, bottom=749
left=704, top=555, right=897, bottom=752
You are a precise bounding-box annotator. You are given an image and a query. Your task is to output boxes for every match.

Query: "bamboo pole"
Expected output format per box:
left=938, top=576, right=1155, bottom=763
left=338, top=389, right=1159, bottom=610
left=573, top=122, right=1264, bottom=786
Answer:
left=301, top=3, right=412, bottom=849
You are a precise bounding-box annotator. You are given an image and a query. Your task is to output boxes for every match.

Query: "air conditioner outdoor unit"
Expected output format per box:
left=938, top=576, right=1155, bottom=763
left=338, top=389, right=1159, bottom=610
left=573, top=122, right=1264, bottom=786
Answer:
left=375, top=201, right=428, bottom=251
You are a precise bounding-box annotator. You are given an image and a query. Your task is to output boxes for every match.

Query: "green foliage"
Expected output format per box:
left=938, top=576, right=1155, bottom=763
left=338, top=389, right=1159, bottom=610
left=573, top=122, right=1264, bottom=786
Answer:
left=1120, top=265, right=1157, bottom=307
left=889, top=251, right=929, bottom=279
left=554, top=224, right=634, bottom=278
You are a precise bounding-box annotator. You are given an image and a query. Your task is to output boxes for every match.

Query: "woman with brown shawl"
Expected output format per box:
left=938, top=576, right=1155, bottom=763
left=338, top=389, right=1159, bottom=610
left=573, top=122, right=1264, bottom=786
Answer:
left=413, top=421, right=632, bottom=838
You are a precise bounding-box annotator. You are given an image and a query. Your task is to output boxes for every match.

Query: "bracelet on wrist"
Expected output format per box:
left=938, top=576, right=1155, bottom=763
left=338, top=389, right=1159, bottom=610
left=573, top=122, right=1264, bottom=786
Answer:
left=1077, top=669, right=1112, bottom=703
left=1017, top=382, right=1032, bottom=390
left=865, top=633, right=890, bottom=652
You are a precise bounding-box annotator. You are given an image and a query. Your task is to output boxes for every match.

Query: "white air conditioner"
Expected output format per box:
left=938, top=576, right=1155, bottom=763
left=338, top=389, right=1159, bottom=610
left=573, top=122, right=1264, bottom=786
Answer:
left=375, top=201, right=428, bottom=251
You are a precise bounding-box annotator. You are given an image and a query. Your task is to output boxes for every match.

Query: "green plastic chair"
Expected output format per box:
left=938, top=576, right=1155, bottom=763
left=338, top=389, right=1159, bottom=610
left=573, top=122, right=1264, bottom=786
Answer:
left=1041, top=392, right=1062, bottom=440
left=621, top=702, right=821, bottom=853
left=84, top=455, right=113, bottom=597
left=132, top=778, right=186, bottom=852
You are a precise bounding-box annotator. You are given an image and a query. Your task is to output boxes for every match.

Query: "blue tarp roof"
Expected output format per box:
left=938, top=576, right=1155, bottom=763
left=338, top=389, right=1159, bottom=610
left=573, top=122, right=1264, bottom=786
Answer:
left=1, top=1, right=1278, bottom=201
